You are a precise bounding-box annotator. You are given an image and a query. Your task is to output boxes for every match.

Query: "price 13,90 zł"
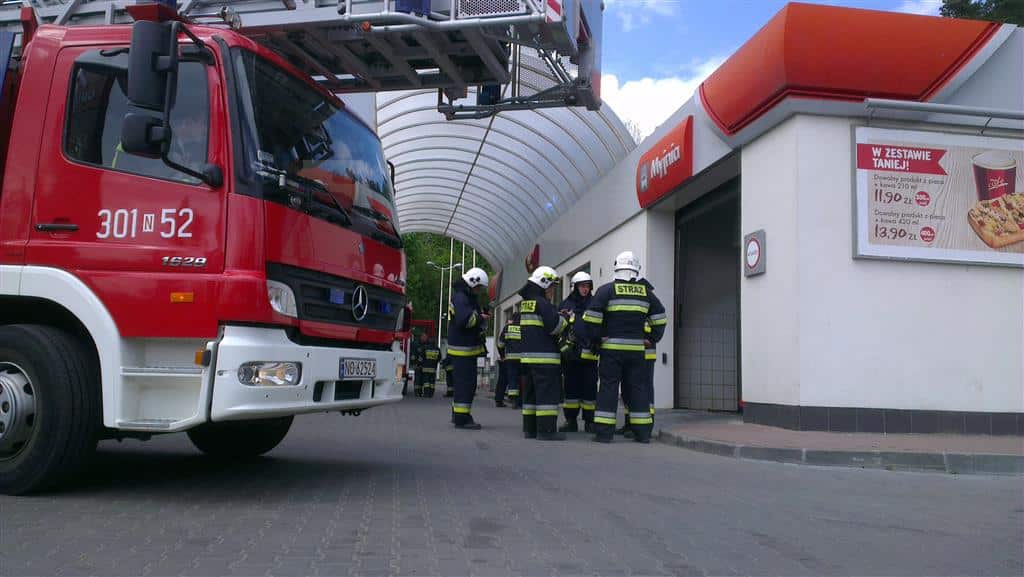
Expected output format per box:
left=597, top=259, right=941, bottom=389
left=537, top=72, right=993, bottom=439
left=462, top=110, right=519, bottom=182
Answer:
left=874, top=225, right=917, bottom=241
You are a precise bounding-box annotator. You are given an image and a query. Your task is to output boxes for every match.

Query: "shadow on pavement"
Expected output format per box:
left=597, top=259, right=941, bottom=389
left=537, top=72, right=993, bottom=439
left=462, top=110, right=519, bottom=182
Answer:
left=52, top=444, right=394, bottom=500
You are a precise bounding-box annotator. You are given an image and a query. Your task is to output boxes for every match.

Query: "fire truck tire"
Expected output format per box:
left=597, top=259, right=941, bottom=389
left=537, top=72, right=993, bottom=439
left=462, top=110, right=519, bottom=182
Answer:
left=0, top=325, right=100, bottom=495
left=186, top=416, right=293, bottom=458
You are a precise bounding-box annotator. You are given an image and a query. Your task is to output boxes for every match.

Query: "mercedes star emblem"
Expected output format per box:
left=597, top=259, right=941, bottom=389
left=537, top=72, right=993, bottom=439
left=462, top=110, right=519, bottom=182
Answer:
left=352, top=285, right=369, bottom=322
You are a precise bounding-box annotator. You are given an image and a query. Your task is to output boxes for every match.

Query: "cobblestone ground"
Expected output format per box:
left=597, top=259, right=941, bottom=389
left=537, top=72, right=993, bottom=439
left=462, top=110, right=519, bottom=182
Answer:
left=1, top=395, right=1021, bottom=577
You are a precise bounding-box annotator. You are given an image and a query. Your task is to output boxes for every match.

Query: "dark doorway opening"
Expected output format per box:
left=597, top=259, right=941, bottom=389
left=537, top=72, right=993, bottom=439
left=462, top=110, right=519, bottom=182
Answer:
left=674, top=178, right=741, bottom=411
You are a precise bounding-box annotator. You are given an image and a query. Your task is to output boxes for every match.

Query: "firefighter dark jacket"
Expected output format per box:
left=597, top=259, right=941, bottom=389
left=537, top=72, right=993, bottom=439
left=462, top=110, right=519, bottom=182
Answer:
left=516, top=282, right=568, bottom=365
left=581, top=279, right=668, bottom=353
left=447, top=278, right=485, bottom=357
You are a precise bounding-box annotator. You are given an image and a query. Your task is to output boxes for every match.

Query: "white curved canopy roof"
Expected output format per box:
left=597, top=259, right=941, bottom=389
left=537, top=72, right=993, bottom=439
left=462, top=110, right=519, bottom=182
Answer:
left=382, top=61, right=635, bottom=267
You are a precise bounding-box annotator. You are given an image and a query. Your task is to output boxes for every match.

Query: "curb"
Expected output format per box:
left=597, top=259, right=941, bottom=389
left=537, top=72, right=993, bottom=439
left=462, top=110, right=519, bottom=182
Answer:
left=657, top=429, right=1024, bottom=476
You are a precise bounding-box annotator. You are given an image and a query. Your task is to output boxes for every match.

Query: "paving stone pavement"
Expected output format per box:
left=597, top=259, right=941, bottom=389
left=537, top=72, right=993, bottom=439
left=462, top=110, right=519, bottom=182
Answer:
left=1, top=395, right=1021, bottom=577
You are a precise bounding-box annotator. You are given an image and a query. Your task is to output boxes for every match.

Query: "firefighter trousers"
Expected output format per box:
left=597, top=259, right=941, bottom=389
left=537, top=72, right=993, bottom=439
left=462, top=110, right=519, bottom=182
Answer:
left=494, top=360, right=508, bottom=403
left=451, top=356, right=478, bottom=425
left=562, top=360, right=598, bottom=424
left=646, top=359, right=655, bottom=424
left=594, top=351, right=651, bottom=441
left=520, top=364, right=562, bottom=437
left=421, top=370, right=436, bottom=398
left=505, top=360, right=520, bottom=400
left=414, top=370, right=424, bottom=396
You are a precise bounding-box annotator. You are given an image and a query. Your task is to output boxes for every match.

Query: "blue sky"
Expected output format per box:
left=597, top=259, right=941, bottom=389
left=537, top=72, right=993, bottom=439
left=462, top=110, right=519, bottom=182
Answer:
left=599, top=0, right=943, bottom=139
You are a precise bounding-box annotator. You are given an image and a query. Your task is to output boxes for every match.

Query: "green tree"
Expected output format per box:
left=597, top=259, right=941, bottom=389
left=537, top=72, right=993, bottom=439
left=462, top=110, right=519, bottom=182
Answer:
left=402, top=232, right=496, bottom=338
left=941, top=0, right=1024, bottom=25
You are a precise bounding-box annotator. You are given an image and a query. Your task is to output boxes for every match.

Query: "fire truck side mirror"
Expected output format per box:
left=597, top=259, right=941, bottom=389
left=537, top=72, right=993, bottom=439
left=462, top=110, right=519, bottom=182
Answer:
left=127, top=20, right=175, bottom=112
left=121, top=112, right=167, bottom=158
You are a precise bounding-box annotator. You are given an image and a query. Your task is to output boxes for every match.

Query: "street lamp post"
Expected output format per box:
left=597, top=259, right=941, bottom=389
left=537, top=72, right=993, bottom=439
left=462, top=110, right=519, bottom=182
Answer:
left=426, top=261, right=462, bottom=347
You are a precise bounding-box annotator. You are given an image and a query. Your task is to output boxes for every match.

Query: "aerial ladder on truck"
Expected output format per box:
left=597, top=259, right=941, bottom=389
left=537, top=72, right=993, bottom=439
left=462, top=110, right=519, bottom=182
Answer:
left=0, top=0, right=603, bottom=119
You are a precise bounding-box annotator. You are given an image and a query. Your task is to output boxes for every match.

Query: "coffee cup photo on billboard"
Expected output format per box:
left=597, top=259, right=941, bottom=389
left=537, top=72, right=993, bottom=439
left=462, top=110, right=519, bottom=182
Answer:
left=967, top=151, right=1023, bottom=249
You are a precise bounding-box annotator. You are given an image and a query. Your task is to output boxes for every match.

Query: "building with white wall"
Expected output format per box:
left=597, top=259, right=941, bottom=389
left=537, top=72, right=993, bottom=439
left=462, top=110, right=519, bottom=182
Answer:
left=492, top=3, right=1024, bottom=434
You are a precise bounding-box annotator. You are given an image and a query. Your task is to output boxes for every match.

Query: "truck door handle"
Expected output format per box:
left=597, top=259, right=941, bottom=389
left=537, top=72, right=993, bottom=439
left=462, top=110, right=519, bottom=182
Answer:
left=35, top=223, right=79, bottom=232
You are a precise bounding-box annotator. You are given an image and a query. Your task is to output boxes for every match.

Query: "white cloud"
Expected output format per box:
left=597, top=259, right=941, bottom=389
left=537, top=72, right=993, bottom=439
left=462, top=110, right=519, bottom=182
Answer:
left=604, top=0, right=679, bottom=32
left=601, top=56, right=726, bottom=141
left=896, top=0, right=942, bottom=15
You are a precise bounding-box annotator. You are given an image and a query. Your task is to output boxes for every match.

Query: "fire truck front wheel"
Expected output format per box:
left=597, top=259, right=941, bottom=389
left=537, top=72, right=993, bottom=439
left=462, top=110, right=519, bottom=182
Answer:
left=0, top=325, right=100, bottom=495
left=186, top=416, right=293, bottom=458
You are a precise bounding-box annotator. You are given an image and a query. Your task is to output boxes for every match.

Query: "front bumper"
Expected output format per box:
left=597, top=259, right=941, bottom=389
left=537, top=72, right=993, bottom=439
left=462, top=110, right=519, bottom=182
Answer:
left=210, top=325, right=403, bottom=421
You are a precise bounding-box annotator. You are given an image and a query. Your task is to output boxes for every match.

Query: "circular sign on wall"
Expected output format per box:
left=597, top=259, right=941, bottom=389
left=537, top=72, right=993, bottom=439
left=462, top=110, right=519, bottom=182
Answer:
left=745, top=237, right=761, bottom=270
left=743, top=229, right=766, bottom=277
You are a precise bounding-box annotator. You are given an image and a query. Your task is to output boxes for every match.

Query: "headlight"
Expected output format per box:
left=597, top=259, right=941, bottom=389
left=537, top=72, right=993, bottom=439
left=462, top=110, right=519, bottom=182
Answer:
left=238, top=362, right=302, bottom=386
left=267, top=280, right=298, bottom=318
left=395, top=363, right=405, bottom=382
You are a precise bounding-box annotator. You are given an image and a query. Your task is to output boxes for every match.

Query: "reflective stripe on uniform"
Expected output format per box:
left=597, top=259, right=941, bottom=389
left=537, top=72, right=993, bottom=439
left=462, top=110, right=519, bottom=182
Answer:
left=580, top=350, right=599, bottom=361
left=452, top=403, right=472, bottom=414
left=551, top=316, right=567, bottom=336
left=645, top=350, right=656, bottom=360
left=606, top=299, right=650, bottom=313
left=521, top=404, right=537, bottom=416
left=421, top=368, right=436, bottom=373
left=601, top=337, right=645, bottom=352
left=594, top=410, right=616, bottom=425
left=448, top=344, right=484, bottom=356
left=648, top=312, right=668, bottom=326
left=466, top=311, right=478, bottom=328
left=581, top=401, right=596, bottom=410
left=629, top=415, right=653, bottom=425
left=505, top=352, right=521, bottom=360
left=519, top=313, right=543, bottom=327
left=536, top=404, right=559, bottom=417
left=562, top=399, right=580, bottom=409
left=520, top=353, right=560, bottom=365
left=582, top=310, right=603, bottom=324
left=507, top=389, right=520, bottom=396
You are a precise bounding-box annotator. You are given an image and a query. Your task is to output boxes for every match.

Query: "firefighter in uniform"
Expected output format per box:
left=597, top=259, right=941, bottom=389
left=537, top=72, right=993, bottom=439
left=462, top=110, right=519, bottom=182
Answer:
left=410, top=332, right=426, bottom=397
left=582, top=251, right=667, bottom=444
left=441, top=354, right=455, bottom=397
left=641, top=276, right=658, bottom=425
left=494, top=317, right=513, bottom=407
left=419, top=334, right=441, bottom=398
left=447, top=267, right=490, bottom=429
left=518, top=266, right=569, bottom=441
left=503, top=310, right=522, bottom=407
left=558, top=271, right=599, bottom=433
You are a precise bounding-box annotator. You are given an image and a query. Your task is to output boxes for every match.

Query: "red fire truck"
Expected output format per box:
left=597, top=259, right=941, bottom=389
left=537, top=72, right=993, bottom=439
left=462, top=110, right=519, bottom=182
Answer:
left=0, top=0, right=601, bottom=494
left=0, top=5, right=412, bottom=494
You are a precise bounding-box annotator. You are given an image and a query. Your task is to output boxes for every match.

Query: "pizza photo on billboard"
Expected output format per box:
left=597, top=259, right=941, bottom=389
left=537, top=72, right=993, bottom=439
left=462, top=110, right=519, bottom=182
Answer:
left=968, top=193, right=1024, bottom=249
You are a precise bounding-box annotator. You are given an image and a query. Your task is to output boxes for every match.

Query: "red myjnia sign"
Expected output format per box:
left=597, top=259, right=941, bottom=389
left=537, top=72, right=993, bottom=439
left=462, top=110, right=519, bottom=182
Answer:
left=636, top=116, right=693, bottom=208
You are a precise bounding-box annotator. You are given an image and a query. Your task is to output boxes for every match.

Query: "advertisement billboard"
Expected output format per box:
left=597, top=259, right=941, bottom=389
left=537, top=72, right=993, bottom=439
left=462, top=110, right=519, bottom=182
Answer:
left=854, top=127, right=1024, bottom=267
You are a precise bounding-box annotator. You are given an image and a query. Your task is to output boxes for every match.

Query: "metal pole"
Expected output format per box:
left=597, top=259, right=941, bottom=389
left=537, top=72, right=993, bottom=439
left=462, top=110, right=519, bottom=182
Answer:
left=437, top=264, right=445, bottom=347
left=472, top=248, right=476, bottom=269
left=461, top=242, right=466, bottom=271
left=446, top=236, right=455, bottom=342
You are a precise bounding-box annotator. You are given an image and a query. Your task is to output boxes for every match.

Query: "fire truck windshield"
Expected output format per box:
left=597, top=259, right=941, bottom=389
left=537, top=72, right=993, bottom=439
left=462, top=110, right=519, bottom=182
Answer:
left=231, top=48, right=401, bottom=247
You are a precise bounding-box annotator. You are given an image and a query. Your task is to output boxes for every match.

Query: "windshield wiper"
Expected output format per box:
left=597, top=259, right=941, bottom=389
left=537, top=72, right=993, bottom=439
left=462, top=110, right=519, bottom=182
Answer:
left=254, top=163, right=353, bottom=227
left=371, top=230, right=403, bottom=249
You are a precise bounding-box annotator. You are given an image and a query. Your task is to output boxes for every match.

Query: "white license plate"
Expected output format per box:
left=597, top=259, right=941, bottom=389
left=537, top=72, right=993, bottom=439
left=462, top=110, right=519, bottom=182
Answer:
left=340, top=358, right=376, bottom=380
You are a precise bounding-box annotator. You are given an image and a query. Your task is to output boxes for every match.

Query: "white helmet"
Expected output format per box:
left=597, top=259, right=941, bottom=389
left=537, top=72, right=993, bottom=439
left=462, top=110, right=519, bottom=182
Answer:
left=528, top=265, right=559, bottom=289
left=614, top=251, right=641, bottom=273
left=462, top=267, right=489, bottom=289
left=570, top=271, right=593, bottom=290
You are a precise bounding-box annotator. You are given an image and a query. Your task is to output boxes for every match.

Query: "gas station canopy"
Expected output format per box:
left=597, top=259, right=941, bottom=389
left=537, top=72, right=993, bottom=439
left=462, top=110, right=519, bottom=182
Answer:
left=384, top=56, right=635, bottom=266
